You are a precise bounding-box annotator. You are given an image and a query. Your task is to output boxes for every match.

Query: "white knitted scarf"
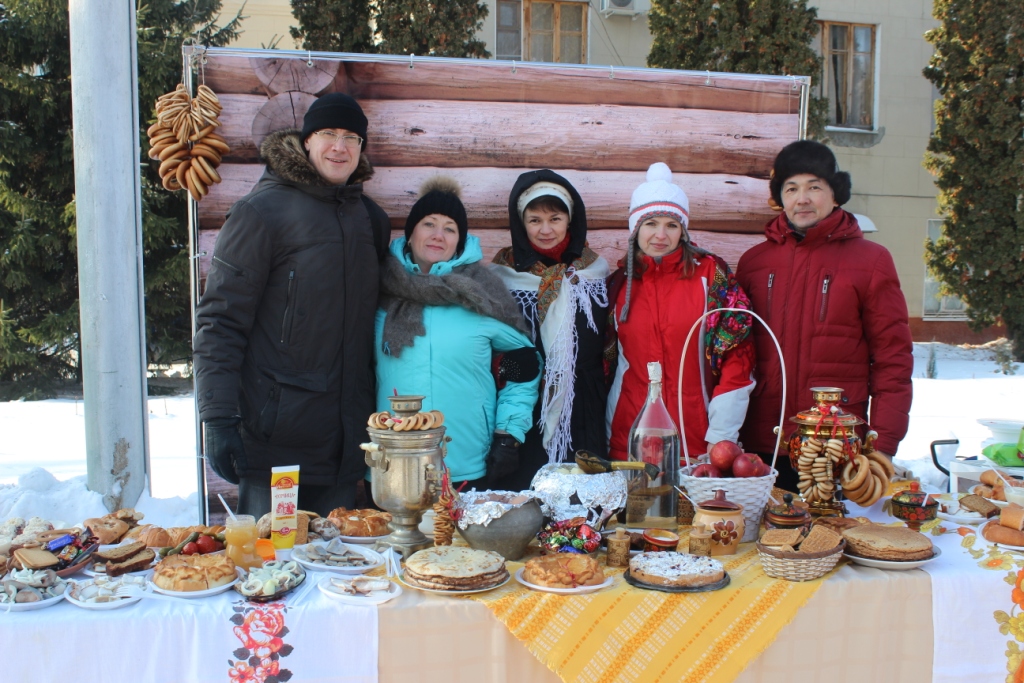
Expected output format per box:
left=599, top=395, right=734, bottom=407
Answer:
left=492, top=257, right=610, bottom=463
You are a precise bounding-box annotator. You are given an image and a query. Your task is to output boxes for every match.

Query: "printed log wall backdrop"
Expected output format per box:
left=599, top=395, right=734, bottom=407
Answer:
left=195, top=51, right=805, bottom=278
left=195, top=50, right=802, bottom=278
left=193, top=50, right=807, bottom=518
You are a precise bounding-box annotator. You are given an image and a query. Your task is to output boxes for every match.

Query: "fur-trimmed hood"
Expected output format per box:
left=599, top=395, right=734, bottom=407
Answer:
left=259, top=129, right=374, bottom=187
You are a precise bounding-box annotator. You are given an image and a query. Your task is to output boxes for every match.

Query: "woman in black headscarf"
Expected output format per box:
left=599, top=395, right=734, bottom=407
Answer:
left=490, top=170, right=611, bottom=490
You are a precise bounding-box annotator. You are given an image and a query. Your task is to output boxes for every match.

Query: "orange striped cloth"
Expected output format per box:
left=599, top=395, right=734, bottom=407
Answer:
left=469, top=537, right=835, bottom=683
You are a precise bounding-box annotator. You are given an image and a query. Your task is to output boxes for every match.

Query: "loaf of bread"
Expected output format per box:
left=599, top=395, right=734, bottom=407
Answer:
left=106, top=548, right=156, bottom=577
left=983, top=520, right=1024, bottom=547
left=83, top=517, right=130, bottom=545
left=1001, top=504, right=1024, bottom=531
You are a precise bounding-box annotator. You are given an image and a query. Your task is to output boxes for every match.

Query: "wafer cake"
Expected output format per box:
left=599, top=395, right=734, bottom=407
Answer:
left=403, top=547, right=509, bottom=591
left=841, top=525, right=933, bottom=561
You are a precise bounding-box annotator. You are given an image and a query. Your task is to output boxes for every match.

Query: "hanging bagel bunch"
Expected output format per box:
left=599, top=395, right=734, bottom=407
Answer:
left=839, top=448, right=895, bottom=508
left=146, top=84, right=229, bottom=202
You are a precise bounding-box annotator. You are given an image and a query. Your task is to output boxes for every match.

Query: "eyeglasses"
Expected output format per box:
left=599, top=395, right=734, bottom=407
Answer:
left=313, top=130, right=363, bottom=147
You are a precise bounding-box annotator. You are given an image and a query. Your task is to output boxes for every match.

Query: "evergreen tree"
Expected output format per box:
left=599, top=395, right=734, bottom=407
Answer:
left=924, top=1, right=1024, bottom=361
left=289, top=0, right=376, bottom=53
left=646, top=0, right=826, bottom=138
left=376, top=0, right=490, bottom=58
left=0, top=0, right=240, bottom=396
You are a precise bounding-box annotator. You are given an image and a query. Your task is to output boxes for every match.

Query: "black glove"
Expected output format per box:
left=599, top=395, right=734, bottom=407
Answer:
left=204, top=417, right=247, bottom=484
left=486, top=433, right=521, bottom=486
left=498, top=347, right=541, bottom=384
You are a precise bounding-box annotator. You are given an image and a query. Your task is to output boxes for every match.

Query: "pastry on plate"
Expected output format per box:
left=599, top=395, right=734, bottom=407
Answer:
left=841, top=524, right=933, bottom=561
left=153, top=553, right=237, bottom=592
left=629, top=552, right=724, bottom=588
left=327, top=508, right=392, bottom=537
left=523, top=554, right=605, bottom=588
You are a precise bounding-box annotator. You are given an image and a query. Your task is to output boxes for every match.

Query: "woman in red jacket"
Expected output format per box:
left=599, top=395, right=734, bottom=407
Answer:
left=606, top=163, right=756, bottom=461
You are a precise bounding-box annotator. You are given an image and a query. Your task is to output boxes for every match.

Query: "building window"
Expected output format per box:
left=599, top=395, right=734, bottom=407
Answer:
left=525, top=0, right=586, bottom=64
left=817, top=22, right=876, bottom=129
left=497, top=0, right=523, bottom=60
left=923, top=219, right=968, bottom=320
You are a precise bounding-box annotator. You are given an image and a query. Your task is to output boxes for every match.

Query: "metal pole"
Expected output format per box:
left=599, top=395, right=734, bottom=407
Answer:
left=68, top=0, right=149, bottom=511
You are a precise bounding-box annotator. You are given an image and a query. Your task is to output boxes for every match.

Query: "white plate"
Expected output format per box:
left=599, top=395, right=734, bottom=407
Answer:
left=292, top=542, right=384, bottom=575
left=65, top=577, right=153, bottom=610
left=843, top=547, right=942, bottom=571
left=150, top=573, right=240, bottom=599
left=514, top=567, right=615, bottom=594
left=0, top=590, right=67, bottom=612
left=936, top=492, right=1008, bottom=510
left=996, top=543, right=1024, bottom=553
left=936, top=511, right=989, bottom=526
left=317, top=576, right=402, bottom=605
left=398, top=571, right=511, bottom=595
left=337, top=534, right=390, bottom=545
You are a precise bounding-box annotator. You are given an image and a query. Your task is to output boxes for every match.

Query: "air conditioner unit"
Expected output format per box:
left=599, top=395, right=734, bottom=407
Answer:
left=600, top=0, right=642, bottom=18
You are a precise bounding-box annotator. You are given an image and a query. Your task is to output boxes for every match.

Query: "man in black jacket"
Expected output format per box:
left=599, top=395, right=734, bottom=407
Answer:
left=193, top=93, right=390, bottom=516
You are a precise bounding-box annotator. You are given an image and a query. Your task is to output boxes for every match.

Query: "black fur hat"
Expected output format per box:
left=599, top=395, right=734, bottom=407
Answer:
left=769, top=140, right=852, bottom=207
left=404, top=177, right=469, bottom=255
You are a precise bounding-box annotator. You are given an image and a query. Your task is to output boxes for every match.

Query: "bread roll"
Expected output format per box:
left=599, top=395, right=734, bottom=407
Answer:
left=983, top=520, right=1024, bottom=546
left=1001, top=504, right=1024, bottom=532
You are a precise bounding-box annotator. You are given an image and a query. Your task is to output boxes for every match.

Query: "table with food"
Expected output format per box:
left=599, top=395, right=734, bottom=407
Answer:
left=2, top=394, right=1022, bottom=683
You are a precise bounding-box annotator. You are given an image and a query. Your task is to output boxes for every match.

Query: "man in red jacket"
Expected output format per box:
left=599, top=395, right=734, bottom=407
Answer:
left=736, top=141, right=913, bottom=492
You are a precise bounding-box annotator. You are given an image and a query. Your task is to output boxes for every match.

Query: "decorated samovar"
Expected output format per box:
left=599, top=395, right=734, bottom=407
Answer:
left=786, top=387, right=884, bottom=517
left=360, top=395, right=449, bottom=557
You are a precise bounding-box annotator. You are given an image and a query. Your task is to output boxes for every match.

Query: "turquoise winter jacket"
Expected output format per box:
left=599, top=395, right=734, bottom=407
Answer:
left=374, top=237, right=541, bottom=482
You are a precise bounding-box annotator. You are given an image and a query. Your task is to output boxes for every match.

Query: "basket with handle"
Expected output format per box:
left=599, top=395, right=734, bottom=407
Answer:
left=676, top=308, right=787, bottom=542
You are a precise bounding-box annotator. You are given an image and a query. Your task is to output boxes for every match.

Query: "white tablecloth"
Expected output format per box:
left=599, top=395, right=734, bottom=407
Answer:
left=0, top=576, right=377, bottom=683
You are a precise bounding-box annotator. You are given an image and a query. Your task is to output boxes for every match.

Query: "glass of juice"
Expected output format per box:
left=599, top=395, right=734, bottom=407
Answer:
left=225, top=515, right=262, bottom=570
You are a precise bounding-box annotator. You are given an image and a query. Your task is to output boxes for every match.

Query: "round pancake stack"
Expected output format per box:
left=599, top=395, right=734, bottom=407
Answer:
left=841, top=524, right=934, bottom=561
left=404, top=547, right=508, bottom=591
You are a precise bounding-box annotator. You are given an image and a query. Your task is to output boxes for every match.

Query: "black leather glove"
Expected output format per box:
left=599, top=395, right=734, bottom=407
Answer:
left=485, top=432, right=521, bottom=486
left=498, top=347, right=541, bottom=384
left=204, top=417, right=247, bottom=484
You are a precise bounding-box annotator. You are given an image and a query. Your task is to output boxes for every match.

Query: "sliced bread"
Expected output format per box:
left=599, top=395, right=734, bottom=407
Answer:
left=105, top=547, right=156, bottom=577
left=92, top=540, right=146, bottom=563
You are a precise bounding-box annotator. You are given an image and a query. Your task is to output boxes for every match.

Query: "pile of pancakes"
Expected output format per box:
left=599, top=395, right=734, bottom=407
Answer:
left=404, top=547, right=508, bottom=592
left=841, top=524, right=934, bottom=561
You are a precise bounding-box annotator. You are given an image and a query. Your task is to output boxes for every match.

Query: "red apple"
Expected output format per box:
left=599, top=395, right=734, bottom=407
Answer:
left=708, top=441, right=743, bottom=475
left=691, top=463, right=722, bottom=478
left=732, top=452, right=764, bottom=478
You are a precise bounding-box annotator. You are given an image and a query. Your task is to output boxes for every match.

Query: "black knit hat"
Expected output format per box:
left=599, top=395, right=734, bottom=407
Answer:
left=404, top=177, right=469, bottom=256
left=301, top=93, right=368, bottom=145
left=769, top=140, right=852, bottom=207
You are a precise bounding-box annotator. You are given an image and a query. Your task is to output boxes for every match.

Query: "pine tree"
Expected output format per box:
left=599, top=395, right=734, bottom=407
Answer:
left=376, top=0, right=490, bottom=58
left=924, top=1, right=1024, bottom=361
left=0, top=0, right=240, bottom=396
left=289, top=0, right=376, bottom=53
left=646, top=0, right=827, bottom=138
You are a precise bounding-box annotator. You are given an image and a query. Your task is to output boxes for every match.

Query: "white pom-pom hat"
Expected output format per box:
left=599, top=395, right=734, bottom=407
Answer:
left=628, top=162, right=690, bottom=234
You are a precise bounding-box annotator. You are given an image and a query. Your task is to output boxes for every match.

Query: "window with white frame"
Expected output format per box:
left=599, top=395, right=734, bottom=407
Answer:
left=816, top=22, right=876, bottom=130
left=497, top=0, right=523, bottom=60
left=525, top=0, right=587, bottom=64
left=923, top=219, right=968, bottom=320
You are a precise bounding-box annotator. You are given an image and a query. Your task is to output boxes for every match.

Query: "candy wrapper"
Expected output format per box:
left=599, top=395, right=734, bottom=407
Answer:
left=456, top=490, right=540, bottom=530
left=530, top=463, right=628, bottom=529
left=537, top=517, right=602, bottom=554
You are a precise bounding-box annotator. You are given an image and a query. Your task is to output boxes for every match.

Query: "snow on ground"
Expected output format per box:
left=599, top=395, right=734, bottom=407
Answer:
left=0, top=343, right=1021, bottom=522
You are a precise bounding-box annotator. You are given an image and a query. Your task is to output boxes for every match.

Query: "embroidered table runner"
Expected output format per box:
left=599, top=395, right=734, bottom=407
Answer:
left=0, top=577, right=378, bottom=683
left=469, top=532, right=831, bottom=683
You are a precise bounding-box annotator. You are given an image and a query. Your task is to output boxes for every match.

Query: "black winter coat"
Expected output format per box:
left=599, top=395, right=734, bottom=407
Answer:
left=193, top=130, right=389, bottom=486
left=490, top=170, right=609, bottom=491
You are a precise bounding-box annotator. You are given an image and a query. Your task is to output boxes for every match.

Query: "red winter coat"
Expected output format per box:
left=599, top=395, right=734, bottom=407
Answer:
left=607, top=247, right=756, bottom=461
left=736, top=209, right=913, bottom=456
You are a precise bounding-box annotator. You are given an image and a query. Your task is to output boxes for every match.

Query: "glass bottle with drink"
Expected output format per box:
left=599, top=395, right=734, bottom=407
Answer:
left=626, top=361, right=680, bottom=528
left=225, top=514, right=263, bottom=570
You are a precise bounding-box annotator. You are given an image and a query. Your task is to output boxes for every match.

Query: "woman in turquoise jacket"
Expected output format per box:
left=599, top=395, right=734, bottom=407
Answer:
left=374, top=178, right=542, bottom=488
